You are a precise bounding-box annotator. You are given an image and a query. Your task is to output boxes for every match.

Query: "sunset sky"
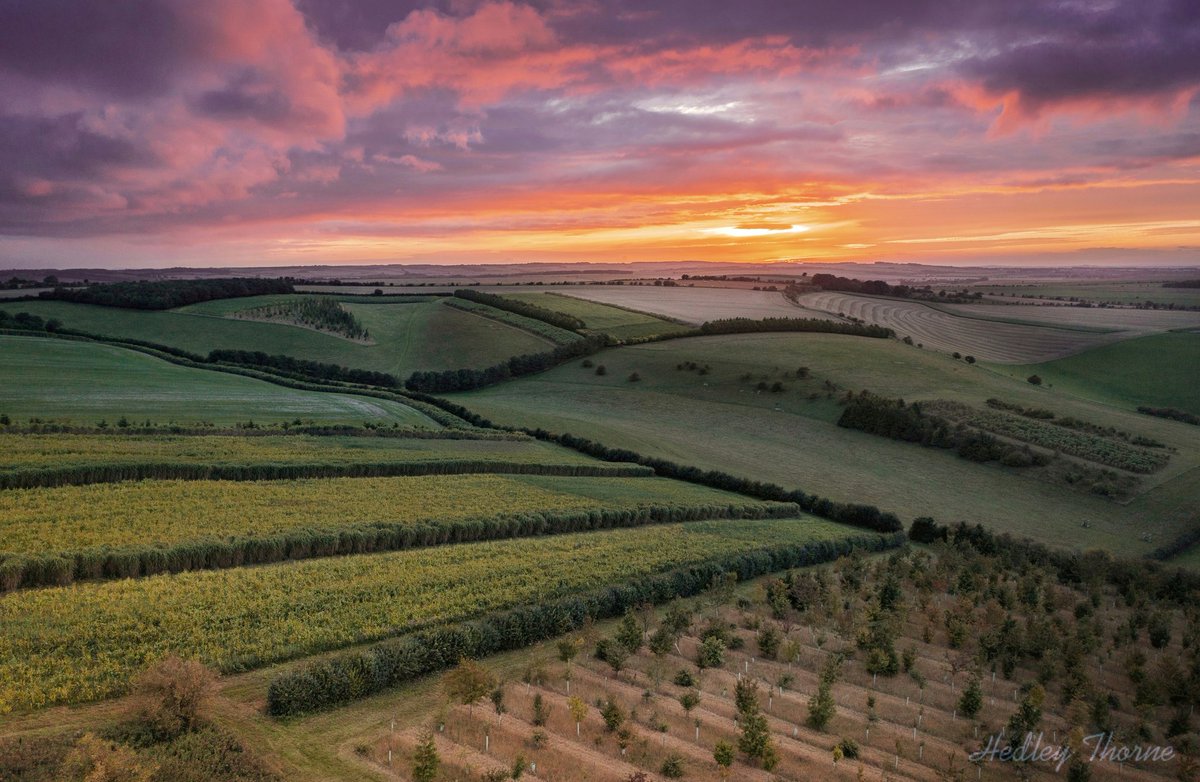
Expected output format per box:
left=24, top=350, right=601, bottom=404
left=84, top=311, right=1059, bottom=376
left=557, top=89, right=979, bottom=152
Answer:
left=1, top=0, right=1199, bottom=268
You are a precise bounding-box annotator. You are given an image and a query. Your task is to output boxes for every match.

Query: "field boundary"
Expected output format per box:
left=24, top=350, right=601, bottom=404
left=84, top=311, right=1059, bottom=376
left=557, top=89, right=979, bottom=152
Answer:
left=0, top=459, right=653, bottom=490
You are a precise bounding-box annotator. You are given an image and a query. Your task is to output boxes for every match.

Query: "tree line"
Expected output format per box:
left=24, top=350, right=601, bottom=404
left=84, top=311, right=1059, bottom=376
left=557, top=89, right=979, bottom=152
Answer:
left=454, top=288, right=587, bottom=331
left=405, top=334, right=609, bottom=392
left=265, top=532, right=902, bottom=716
left=1138, top=406, right=1199, bottom=426
left=0, top=499, right=795, bottom=593
left=696, top=316, right=893, bottom=339
left=838, top=391, right=1048, bottom=468
left=909, top=517, right=1200, bottom=605
left=43, top=277, right=294, bottom=309
left=0, top=458, right=654, bottom=491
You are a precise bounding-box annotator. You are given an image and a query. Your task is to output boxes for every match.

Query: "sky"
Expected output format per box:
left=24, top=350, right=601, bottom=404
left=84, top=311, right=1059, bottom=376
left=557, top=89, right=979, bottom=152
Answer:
left=1, top=0, right=1199, bottom=268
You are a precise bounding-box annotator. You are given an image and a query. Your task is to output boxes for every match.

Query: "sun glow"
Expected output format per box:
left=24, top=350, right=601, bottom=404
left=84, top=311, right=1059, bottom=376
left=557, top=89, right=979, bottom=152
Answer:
left=704, top=224, right=811, bottom=238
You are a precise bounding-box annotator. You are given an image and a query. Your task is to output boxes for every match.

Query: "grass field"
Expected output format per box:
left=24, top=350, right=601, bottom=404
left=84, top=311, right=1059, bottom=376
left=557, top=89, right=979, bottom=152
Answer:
left=0, top=336, right=432, bottom=426
left=0, top=432, right=595, bottom=471
left=0, top=473, right=774, bottom=555
left=0, top=518, right=858, bottom=712
left=449, top=332, right=1200, bottom=553
left=553, top=286, right=836, bottom=324
left=798, top=292, right=1119, bottom=362
left=502, top=292, right=692, bottom=339
left=996, top=332, right=1200, bottom=415
left=0, top=297, right=553, bottom=376
left=970, top=280, right=1200, bottom=307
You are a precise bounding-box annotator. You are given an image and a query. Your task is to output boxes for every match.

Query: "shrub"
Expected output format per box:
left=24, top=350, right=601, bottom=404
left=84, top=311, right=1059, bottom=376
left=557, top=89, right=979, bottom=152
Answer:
left=128, top=656, right=215, bottom=740
left=660, top=753, right=685, bottom=778
left=1027, top=374, right=1043, bottom=385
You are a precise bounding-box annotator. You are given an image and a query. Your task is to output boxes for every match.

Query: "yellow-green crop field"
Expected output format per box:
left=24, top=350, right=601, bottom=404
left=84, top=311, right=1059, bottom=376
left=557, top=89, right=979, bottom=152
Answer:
left=0, top=474, right=764, bottom=555
left=0, top=432, right=596, bottom=471
left=0, top=518, right=862, bottom=712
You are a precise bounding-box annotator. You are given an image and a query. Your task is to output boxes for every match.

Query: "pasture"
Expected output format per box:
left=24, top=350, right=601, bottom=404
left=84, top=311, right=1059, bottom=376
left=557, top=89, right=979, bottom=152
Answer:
left=449, top=332, right=1200, bottom=554
left=0, top=297, right=554, bottom=377
left=0, top=336, right=431, bottom=426
left=996, top=332, right=1200, bottom=415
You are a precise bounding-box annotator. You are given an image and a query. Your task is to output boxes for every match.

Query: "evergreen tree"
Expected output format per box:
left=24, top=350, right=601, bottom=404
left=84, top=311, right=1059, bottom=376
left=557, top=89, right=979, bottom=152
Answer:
left=411, top=730, right=440, bottom=782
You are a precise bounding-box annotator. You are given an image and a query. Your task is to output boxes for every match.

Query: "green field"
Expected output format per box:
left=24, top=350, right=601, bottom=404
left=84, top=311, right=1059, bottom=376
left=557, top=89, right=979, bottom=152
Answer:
left=503, top=291, right=691, bottom=339
left=0, top=297, right=553, bottom=377
left=0, top=432, right=595, bottom=471
left=997, top=332, right=1200, bottom=415
left=0, top=336, right=432, bottom=426
left=0, top=473, right=773, bottom=555
left=449, top=332, right=1200, bottom=553
left=0, top=517, right=859, bottom=712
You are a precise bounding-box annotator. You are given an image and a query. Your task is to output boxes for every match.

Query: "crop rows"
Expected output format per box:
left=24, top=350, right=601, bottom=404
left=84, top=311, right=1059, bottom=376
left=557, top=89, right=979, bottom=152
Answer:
left=923, top=400, right=1168, bottom=472
left=798, top=292, right=1111, bottom=362
left=0, top=474, right=753, bottom=556
left=0, top=518, right=867, bottom=713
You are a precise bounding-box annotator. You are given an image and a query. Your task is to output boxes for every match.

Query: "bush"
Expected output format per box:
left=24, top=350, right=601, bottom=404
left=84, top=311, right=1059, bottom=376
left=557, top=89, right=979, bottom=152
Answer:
left=128, top=656, right=215, bottom=740
left=673, top=669, right=696, bottom=687
left=1027, top=374, right=1043, bottom=385
left=660, top=753, right=685, bottom=778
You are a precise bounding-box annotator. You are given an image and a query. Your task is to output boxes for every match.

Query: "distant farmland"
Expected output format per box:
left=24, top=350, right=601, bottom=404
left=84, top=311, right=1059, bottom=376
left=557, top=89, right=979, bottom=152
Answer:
left=798, top=292, right=1118, bottom=362
left=555, top=286, right=838, bottom=324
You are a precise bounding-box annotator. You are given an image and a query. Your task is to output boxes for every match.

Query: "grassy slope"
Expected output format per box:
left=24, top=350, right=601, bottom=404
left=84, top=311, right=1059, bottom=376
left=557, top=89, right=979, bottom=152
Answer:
left=995, top=332, right=1200, bottom=415
left=0, top=336, right=433, bottom=427
left=0, top=298, right=551, bottom=376
left=502, top=291, right=691, bottom=339
left=449, top=332, right=1200, bottom=554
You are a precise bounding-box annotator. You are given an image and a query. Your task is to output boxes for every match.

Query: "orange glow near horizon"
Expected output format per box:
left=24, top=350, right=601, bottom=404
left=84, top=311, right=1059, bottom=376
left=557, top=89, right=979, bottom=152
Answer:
left=1, top=1, right=1198, bottom=268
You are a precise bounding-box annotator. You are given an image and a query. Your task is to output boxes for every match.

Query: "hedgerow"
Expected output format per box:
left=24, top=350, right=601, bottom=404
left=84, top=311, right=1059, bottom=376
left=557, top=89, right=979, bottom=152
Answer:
left=265, top=530, right=902, bottom=716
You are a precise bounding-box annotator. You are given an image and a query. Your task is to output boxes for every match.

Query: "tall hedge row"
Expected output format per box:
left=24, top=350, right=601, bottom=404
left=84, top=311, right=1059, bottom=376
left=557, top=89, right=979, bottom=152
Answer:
left=0, top=459, right=653, bottom=490
left=266, top=531, right=902, bottom=716
left=0, top=500, right=797, bottom=593
left=453, top=289, right=587, bottom=331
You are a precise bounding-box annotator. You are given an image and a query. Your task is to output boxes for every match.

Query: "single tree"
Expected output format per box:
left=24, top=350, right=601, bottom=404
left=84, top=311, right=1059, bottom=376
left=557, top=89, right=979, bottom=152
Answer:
left=679, top=690, right=701, bottom=715
left=617, top=610, right=644, bottom=652
left=411, top=730, right=440, bottom=782
left=714, top=739, right=735, bottom=779
left=697, top=636, right=725, bottom=669
left=568, top=696, right=588, bottom=736
left=442, top=659, right=495, bottom=713
left=959, top=675, right=983, bottom=719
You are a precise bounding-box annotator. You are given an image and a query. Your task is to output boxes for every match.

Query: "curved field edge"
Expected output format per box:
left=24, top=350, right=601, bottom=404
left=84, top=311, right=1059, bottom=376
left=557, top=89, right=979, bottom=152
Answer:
left=0, top=335, right=437, bottom=427
left=0, top=518, right=879, bottom=713
left=0, top=297, right=555, bottom=377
